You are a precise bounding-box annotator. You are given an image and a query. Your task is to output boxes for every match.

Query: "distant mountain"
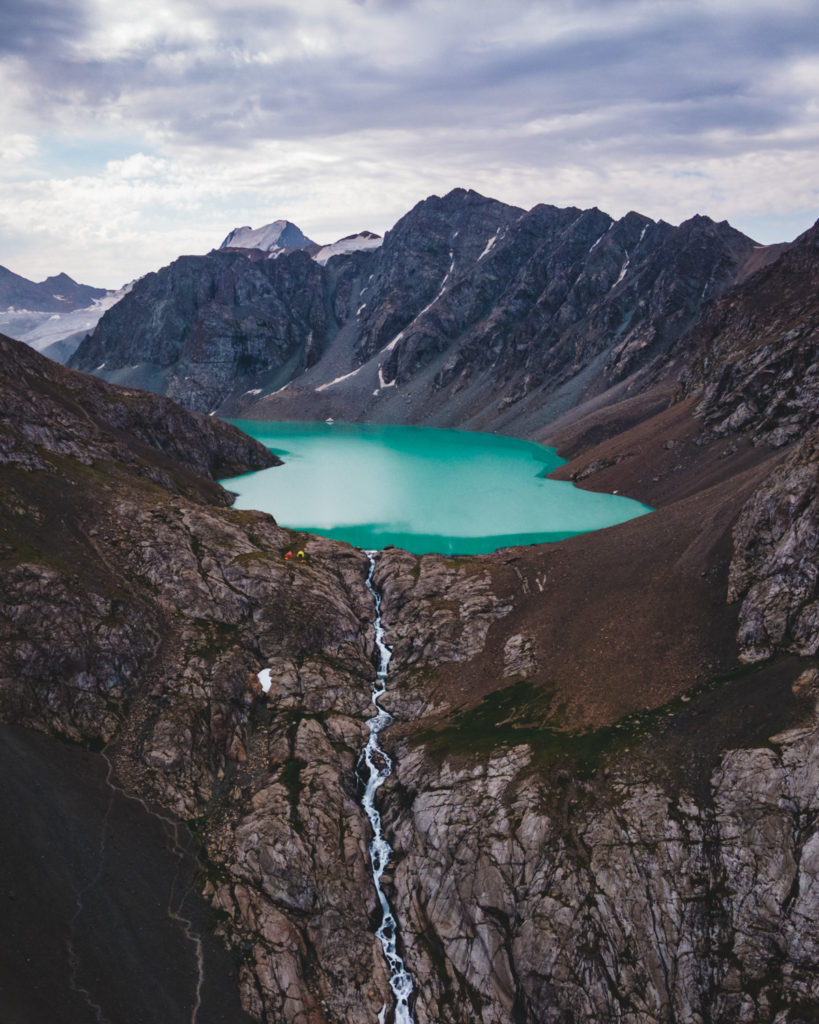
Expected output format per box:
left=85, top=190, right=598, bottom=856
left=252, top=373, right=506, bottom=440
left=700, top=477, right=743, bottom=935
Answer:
left=71, top=189, right=786, bottom=431
left=0, top=265, right=107, bottom=314
left=220, top=219, right=315, bottom=254
left=12, top=282, right=132, bottom=359
left=0, top=264, right=118, bottom=361
left=220, top=219, right=383, bottom=265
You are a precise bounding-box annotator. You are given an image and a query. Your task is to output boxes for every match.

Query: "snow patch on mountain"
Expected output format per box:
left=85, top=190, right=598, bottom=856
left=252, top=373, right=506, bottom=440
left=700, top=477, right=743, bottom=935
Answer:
left=315, top=366, right=365, bottom=391
left=478, top=229, right=501, bottom=260
left=219, top=220, right=383, bottom=265
left=314, top=232, right=382, bottom=265
left=383, top=252, right=454, bottom=353
left=3, top=282, right=134, bottom=355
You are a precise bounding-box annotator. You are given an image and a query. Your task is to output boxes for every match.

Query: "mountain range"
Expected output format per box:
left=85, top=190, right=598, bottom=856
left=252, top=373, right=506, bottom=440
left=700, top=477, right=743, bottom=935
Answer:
left=68, top=189, right=787, bottom=434
left=0, top=265, right=107, bottom=314
left=1, top=188, right=818, bottom=1024
left=0, top=264, right=123, bottom=363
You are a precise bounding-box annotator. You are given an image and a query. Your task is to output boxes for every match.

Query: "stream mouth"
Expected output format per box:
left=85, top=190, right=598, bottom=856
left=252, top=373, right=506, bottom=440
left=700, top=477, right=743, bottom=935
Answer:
left=360, top=552, right=415, bottom=1024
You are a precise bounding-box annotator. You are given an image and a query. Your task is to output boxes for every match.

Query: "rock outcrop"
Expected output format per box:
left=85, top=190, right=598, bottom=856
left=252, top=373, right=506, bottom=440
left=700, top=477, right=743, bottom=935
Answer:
left=682, top=219, right=819, bottom=447
left=729, top=427, right=818, bottom=663
left=0, top=332, right=279, bottom=487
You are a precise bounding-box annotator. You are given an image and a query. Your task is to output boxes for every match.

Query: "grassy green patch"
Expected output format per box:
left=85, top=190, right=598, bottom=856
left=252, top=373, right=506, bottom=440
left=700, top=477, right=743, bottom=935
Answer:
left=413, top=679, right=607, bottom=770
left=412, top=659, right=817, bottom=778
left=231, top=549, right=277, bottom=566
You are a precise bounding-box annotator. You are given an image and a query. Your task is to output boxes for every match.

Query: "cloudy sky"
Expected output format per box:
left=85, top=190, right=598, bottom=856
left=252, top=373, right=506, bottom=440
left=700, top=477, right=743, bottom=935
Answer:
left=2, top=0, right=818, bottom=288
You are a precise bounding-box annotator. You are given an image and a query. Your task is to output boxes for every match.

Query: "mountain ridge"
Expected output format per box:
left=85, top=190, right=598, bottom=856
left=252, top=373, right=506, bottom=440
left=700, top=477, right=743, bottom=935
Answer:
left=70, top=188, right=788, bottom=433
left=0, top=264, right=107, bottom=313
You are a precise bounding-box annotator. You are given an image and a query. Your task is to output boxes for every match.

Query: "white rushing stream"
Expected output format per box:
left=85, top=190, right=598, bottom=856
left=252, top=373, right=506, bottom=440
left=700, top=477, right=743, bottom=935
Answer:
left=362, top=552, right=415, bottom=1024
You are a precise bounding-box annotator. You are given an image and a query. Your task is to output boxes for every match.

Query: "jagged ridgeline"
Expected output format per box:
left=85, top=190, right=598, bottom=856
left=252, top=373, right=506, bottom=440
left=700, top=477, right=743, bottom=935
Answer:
left=2, top=193, right=818, bottom=1024
left=70, top=188, right=783, bottom=435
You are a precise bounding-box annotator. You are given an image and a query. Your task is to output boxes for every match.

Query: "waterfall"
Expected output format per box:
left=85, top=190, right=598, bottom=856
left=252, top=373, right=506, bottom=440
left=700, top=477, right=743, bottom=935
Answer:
left=361, top=552, right=415, bottom=1024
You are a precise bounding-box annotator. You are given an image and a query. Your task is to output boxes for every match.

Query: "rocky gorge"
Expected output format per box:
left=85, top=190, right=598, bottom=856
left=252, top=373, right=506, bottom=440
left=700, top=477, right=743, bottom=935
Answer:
left=1, top=200, right=818, bottom=1023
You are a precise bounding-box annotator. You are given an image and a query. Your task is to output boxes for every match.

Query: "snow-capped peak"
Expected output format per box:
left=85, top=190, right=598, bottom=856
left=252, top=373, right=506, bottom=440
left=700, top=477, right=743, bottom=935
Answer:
left=219, top=221, right=382, bottom=264
left=220, top=220, right=315, bottom=253
left=313, top=231, right=382, bottom=265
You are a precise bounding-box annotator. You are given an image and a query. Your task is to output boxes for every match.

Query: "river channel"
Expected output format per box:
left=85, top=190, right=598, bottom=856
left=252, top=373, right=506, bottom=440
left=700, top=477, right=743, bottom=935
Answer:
left=361, top=553, right=415, bottom=1024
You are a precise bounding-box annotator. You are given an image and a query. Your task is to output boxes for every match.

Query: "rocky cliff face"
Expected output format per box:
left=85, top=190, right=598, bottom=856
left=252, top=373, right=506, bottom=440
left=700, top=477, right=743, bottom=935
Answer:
left=380, top=675, right=819, bottom=1024
left=729, top=427, right=818, bottom=664
left=681, top=219, right=819, bottom=447
left=1, top=334, right=391, bottom=1022
left=70, top=247, right=334, bottom=412
left=364, top=441, right=819, bottom=1022
left=70, top=189, right=776, bottom=434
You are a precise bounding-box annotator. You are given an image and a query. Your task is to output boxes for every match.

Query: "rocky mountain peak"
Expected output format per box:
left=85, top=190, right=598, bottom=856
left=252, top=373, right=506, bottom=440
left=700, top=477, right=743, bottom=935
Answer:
left=796, top=216, right=819, bottom=245
left=41, top=271, right=75, bottom=289
left=677, top=211, right=757, bottom=246
left=389, top=187, right=525, bottom=238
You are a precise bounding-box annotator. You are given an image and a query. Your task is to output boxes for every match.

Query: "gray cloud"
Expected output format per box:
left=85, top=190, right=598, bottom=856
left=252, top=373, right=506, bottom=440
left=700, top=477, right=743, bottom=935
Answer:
left=0, top=0, right=86, bottom=55
left=5, top=0, right=818, bottom=154
left=2, top=0, right=818, bottom=284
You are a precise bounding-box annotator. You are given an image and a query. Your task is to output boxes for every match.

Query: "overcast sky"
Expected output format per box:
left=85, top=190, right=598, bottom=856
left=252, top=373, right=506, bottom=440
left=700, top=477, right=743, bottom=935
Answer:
left=2, top=0, right=818, bottom=288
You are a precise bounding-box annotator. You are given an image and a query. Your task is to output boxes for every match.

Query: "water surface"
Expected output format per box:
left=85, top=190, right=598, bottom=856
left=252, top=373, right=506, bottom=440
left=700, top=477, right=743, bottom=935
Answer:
left=222, top=420, right=650, bottom=555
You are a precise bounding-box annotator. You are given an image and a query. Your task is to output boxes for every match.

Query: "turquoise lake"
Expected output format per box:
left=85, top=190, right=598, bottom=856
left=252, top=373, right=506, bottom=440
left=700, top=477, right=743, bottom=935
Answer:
left=221, top=420, right=651, bottom=555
